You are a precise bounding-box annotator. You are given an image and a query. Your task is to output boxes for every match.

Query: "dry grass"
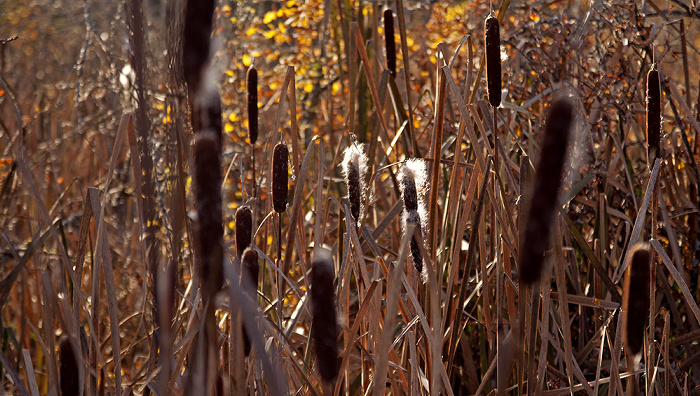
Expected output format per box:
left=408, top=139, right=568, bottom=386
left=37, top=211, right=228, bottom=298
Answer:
left=2, top=0, right=700, bottom=395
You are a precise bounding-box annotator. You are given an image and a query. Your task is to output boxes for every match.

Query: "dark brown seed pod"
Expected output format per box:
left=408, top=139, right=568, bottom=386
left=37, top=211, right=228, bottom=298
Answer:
left=272, top=143, right=289, bottom=213
left=193, top=132, right=224, bottom=296
left=622, top=244, right=651, bottom=356
left=183, top=0, right=216, bottom=95
left=59, top=335, right=79, bottom=396
left=247, top=67, right=259, bottom=145
left=241, top=247, right=259, bottom=356
left=485, top=15, right=501, bottom=108
left=646, top=67, right=661, bottom=168
left=406, top=210, right=424, bottom=273
left=400, top=166, right=419, bottom=212
left=235, top=206, right=253, bottom=258
left=310, top=248, right=339, bottom=384
left=383, top=9, right=396, bottom=75
left=341, top=144, right=368, bottom=223
left=519, top=98, right=574, bottom=285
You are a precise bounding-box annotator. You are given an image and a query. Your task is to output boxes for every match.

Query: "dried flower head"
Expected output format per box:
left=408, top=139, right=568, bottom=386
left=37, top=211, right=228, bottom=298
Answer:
left=59, top=335, right=79, bottom=396
left=383, top=9, right=396, bottom=75
left=247, top=67, right=259, bottom=145
left=485, top=15, right=501, bottom=108
left=646, top=67, right=661, bottom=167
left=341, top=143, right=368, bottom=223
left=310, top=248, right=339, bottom=384
left=399, top=159, right=428, bottom=278
left=622, top=243, right=651, bottom=357
left=235, top=206, right=253, bottom=258
left=272, top=143, right=289, bottom=213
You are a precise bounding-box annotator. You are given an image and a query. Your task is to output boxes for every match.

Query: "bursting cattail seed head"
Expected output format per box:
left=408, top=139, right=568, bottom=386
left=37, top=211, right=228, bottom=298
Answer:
left=485, top=15, right=501, bottom=108
left=310, top=248, right=339, bottom=384
left=241, top=247, right=259, bottom=356
left=341, top=143, right=368, bottom=223
left=247, top=67, right=259, bottom=145
left=272, top=143, right=289, bottom=213
left=399, top=159, right=428, bottom=278
left=622, top=244, right=651, bottom=357
left=383, top=9, right=396, bottom=75
left=59, top=335, right=79, bottom=396
left=235, top=206, right=253, bottom=258
left=646, top=67, right=661, bottom=167
left=519, top=97, right=574, bottom=285
left=193, top=132, right=224, bottom=295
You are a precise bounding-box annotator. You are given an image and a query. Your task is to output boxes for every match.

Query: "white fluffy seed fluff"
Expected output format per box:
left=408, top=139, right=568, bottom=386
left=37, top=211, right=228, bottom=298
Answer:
left=341, top=143, right=369, bottom=223
left=398, top=159, right=428, bottom=282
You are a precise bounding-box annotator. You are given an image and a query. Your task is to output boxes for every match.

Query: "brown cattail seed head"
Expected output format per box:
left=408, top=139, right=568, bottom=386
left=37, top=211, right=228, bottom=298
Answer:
left=59, top=335, right=79, bottom=396
left=235, top=206, right=253, bottom=258
left=183, top=0, right=216, bottom=95
left=383, top=9, right=396, bottom=75
left=485, top=15, right=501, bottom=108
left=519, top=97, right=574, bottom=284
left=621, top=244, right=651, bottom=356
left=193, top=132, right=224, bottom=296
left=311, top=248, right=339, bottom=384
left=341, top=143, right=368, bottom=223
left=241, top=247, right=259, bottom=356
left=272, top=143, right=289, bottom=213
left=406, top=210, right=424, bottom=274
left=646, top=67, right=661, bottom=167
left=247, top=67, right=259, bottom=145
left=399, top=160, right=428, bottom=279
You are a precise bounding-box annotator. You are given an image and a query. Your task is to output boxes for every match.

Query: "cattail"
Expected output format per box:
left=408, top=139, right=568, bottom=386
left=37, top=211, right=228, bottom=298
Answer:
left=58, top=335, right=79, bottom=396
left=484, top=15, right=501, bottom=108
left=235, top=206, right=253, bottom=258
left=622, top=244, right=651, bottom=356
left=383, top=9, right=396, bottom=75
left=646, top=67, right=661, bottom=167
left=193, top=132, right=224, bottom=295
left=341, top=143, right=368, bottom=223
left=272, top=143, right=289, bottom=213
left=194, top=86, right=223, bottom=151
left=241, top=247, right=259, bottom=356
left=310, top=248, right=339, bottom=384
left=399, top=159, right=428, bottom=278
left=183, top=0, right=216, bottom=95
left=247, top=67, right=259, bottom=145
left=519, top=98, right=574, bottom=284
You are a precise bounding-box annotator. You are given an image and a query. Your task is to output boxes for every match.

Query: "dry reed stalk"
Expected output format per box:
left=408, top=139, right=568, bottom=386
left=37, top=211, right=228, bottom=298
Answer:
left=193, top=132, right=224, bottom=297
left=183, top=0, right=216, bottom=96
left=399, top=159, right=428, bottom=278
left=341, top=142, right=368, bottom=223
left=647, top=67, right=661, bottom=167
left=485, top=15, right=501, bottom=108
left=383, top=9, right=396, bottom=75
left=272, top=143, right=289, bottom=214
left=235, top=206, right=252, bottom=258
left=247, top=67, right=259, bottom=145
left=310, top=248, right=339, bottom=385
left=519, top=97, right=574, bottom=284
left=241, top=247, right=259, bottom=356
left=58, top=335, right=79, bottom=396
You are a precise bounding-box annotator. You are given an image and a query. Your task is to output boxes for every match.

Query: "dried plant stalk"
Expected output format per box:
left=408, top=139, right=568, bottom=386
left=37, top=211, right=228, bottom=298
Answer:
left=383, top=9, right=396, bottom=75
left=646, top=67, right=661, bottom=167
left=310, top=248, right=339, bottom=384
left=193, top=132, right=224, bottom=296
left=272, top=143, right=289, bottom=213
left=341, top=143, right=368, bottom=223
left=58, top=336, right=79, bottom=396
left=247, top=67, right=259, bottom=145
left=235, top=206, right=253, bottom=258
left=519, top=98, right=574, bottom=284
left=622, top=243, right=652, bottom=357
left=485, top=15, right=501, bottom=108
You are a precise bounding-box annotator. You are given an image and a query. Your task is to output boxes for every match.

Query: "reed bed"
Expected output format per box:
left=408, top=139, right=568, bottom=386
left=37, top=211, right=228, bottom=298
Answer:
left=2, top=1, right=700, bottom=395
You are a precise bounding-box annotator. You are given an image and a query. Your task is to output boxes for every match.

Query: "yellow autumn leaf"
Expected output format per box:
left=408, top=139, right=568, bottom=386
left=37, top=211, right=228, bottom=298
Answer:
left=263, top=10, right=276, bottom=24
left=242, top=54, right=251, bottom=67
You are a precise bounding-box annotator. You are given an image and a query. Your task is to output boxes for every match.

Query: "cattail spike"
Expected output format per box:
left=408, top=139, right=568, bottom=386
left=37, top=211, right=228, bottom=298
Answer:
left=406, top=210, right=424, bottom=273
left=235, top=206, right=253, bottom=258
left=247, top=67, right=259, bottom=145
left=519, top=97, right=574, bottom=284
left=646, top=67, right=661, bottom=167
left=485, top=15, right=501, bottom=108
left=183, top=0, right=216, bottom=95
left=383, top=9, right=396, bottom=75
left=59, top=335, right=79, bottom=396
left=241, top=247, right=259, bottom=356
left=341, top=143, right=368, bottom=223
left=622, top=244, right=651, bottom=357
left=310, top=248, right=339, bottom=384
left=272, top=143, right=289, bottom=213
left=193, top=132, right=224, bottom=296
left=399, top=159, right=428, bottom=278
